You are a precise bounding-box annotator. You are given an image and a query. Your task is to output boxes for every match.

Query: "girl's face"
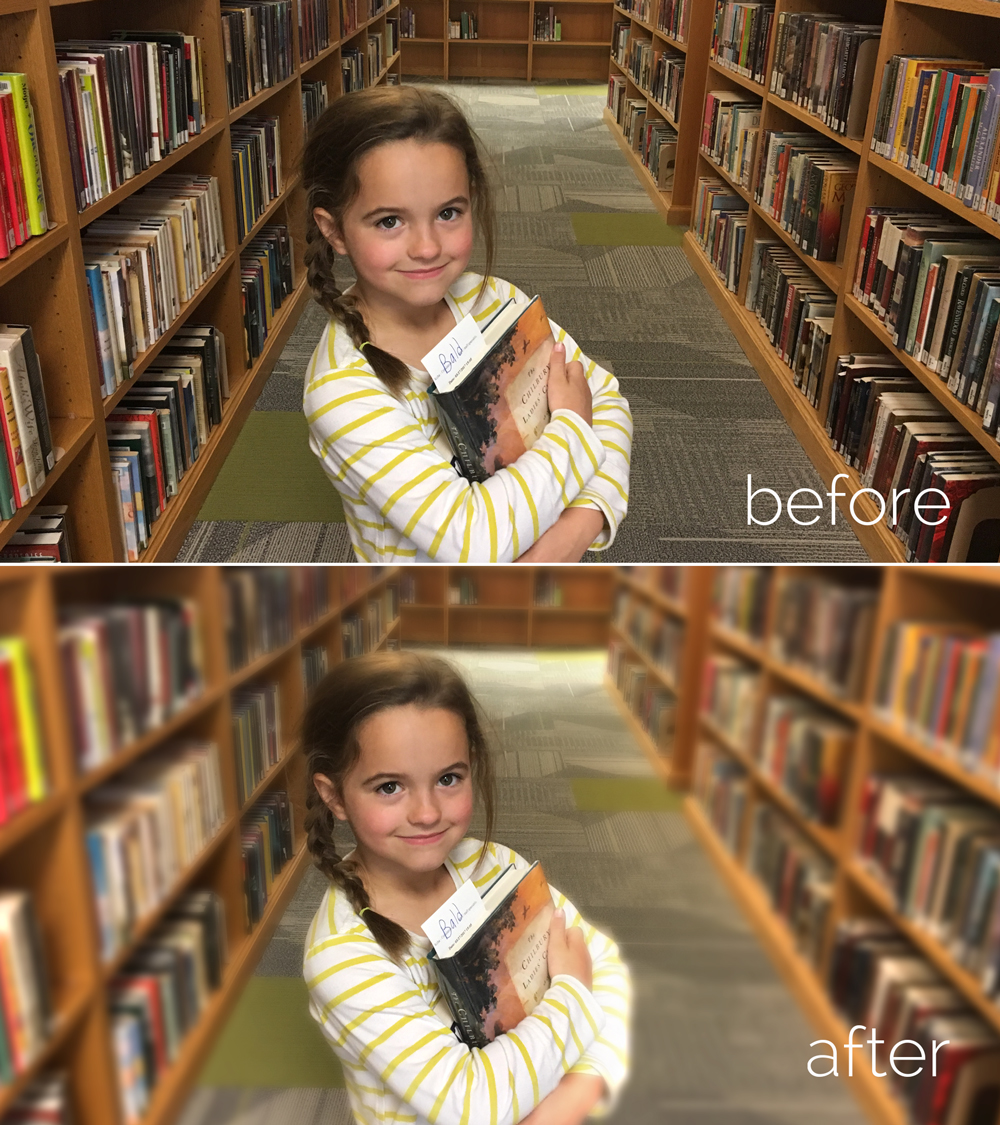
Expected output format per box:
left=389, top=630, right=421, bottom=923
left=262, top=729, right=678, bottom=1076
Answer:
left=317, top=704, right=474, bottom=882
left=316, top=139, right=475, bottom=311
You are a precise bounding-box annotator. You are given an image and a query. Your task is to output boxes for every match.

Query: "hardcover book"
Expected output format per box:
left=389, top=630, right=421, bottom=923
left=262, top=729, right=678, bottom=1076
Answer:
left=428, top=861, right=554, bottom=1048
left=428, top=297, right=555, bottom=483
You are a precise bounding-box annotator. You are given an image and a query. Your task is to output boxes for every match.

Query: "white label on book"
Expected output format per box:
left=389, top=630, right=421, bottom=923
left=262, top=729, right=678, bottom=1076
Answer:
left=422, top=313, right=484, bottom=392
left=421, top=878, right=486, bottom=958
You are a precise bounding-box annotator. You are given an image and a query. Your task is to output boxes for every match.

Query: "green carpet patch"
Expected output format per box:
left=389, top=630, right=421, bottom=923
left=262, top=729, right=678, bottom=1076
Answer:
left=571, top=778, right=684, bottom=811
left=197, top=411, right=345, bottom=523
left=198, top=977, right=344, bottom=1088
left=570, top=213, right=685, bottom=247
left=535, top=85, right=607, bottom=96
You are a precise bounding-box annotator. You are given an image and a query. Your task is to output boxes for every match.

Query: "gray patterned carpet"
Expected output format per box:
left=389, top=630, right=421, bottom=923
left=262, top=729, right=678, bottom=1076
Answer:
left=177, top=80, right=866, bottom=562
left=179, top=649, right=862, bottom=1125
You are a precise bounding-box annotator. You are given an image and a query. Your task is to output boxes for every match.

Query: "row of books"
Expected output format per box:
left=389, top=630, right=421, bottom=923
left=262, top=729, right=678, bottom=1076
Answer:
left=769, top=575, right=877, bottom=702
left=626, top=36, right=655, bottom=95
left=712, top=566, right=770, bottom=639
left=745, top=239, right=835, bottom=379
left=756, top=693, right=852, bottom=827
left=342, top=47, right=364, bottom=94
left=611, top=21, right=630, bottom=70
left=340, top=0, right=389, bottom=39
left=0, top=637, right=48, bottom=823
left=640, top=118, right=677, bottom=191
left=747, top=801, right=832, bottom=969
left=858, top=774, right=1000, bottom=998
left=368, top=31, right=387, bottom=81
left=700, top=653, right=759, bottom=751
left=769, top=14, right=879, bottom=141
left=875, top=621, right=1000, bottom=778
left=221, top=1, right=296, bottom=112
left=302, top=78, right=330, bottom=132
left=449, top=14, right=479, bottom=39
left=342, top=613, right=366, bottom=659
left=693, top=177, right=746, bottom=293
left=399, top=573, right=420, bottom=604
left=84, top=173, right=227, bottom=398
left=86, top=740, right=226, bottom=962
left=621, top=98, right=649, bottom=158
left=448, top=576, right=478, bottom=604
left=366, top=585, right=398, bottom=649
left=0, top=891, right=51, bottom=1083
left=241, top=224, right=295, bottom=362
left=232, top=114, right=283, bottom=245
left=751, top=132, right=858, bottom=262
left=57, top=33, right=205, bottom=213
left=534, top=8, right=562, bottom=42
left=853, top=208, right=1000, bottom=425
left=224, top=567, right=294, bottom=671
left=619, top=600, right=684, bottom=684
left=823, top=358, right=1000, bottom=562
left=111, top=890, right=227, bottom=1124
left=701, top=90, right=759, bottom=188
left=872, top=58, right=1000, bottom=221
left=299, top=569, right=330, bottom=626
left=302, top=644, right=329, bottom=696
left=0, top=323, right=55, bottom=520
left=830, top=918, right=1000, bottom=1124
left=607, top=641, right=676, bottom=747
left=107, top=326, right=230, bottom=560
left=58, top=599, right=204, bottom=771
left=0, top=74, right=48, bottom=255
left=2, top=1074, right=69, bottom=1122
left=710, top=1, right=773, bottom=87
left=0, top=506, right=73, bottom=562
left=242, top=790, right=294, bottom=926
left=232, top=682, right=283, bottom=806
left=534, top=575, right=564, bottom=606
left=655, top=0, right=691, bottom=44
left=387, top=19, right=400, bottom=60
left=300, top=0, right=332, bottom=61
left=401, top=7, right=416, bottom=37
left=694, top=741, right=747, bottom=854
left=650, top=50, right=684, bottom=124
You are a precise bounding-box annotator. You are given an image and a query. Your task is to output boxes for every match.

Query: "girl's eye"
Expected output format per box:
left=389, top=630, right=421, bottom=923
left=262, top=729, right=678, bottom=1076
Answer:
left=376, top=781, right=400, bottom=795
left=376, top=216, right=400, bottom=230
left=439, top=772, right=463, bottom=787
left=439, top=207, right=462, bottom=221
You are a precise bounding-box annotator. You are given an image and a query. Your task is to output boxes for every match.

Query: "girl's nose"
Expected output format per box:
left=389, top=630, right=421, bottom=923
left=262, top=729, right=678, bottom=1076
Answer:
left=410, top=790, right=441, bottom=825
left=409, top=225, right=441, bottom=261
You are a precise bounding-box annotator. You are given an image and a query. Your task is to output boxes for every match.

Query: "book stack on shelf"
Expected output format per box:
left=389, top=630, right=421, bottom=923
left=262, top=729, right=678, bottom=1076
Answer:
left=241, top=225, right=294, bottom=362
left=221, top=2, right=296, bottom=111
left=0, top=73, right=47, bottom=257
left=231, top=116, right=283, bottom=244
left=302, top=644, right=329, bottom=695
left=656, top=0, right=691, bottom=44
left=0, top=566, right=401, bottom=1125
left=300, top=0, right=333, bottom=60
left=401, top=7, right=416, bottom=37
left=0, top=324, right=54, bottom=525
left=701, top=89, right=761, bottom=189
left=693, top=738, right=747, bottom=854
left=449, top=574, right=478, bottom=605
left=232, top=683, right=283, bottom=806
left=650, top=48, right=684, bottom=124
left=0, top=506, right=72, bottom=562
left=0, top=891, right=52, bottom=1086
left=709, top=1, right=773, bottom=87
left=302, top=79, right=330, bottom=131
left=342, top=48, right=365, bottom=92
left=534, top=7, right=562, bottom=42
left=448, top=13, right=478, bottom=39
left=368, top=30, right=386, bottom=79
left=2, top=1073, right=70, bottom=1123
left=693, top=176, right=747, bottom=291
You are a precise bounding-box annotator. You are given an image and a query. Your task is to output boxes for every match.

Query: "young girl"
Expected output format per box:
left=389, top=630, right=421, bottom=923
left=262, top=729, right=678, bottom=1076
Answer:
left=301, top=86, right=632, bottom=563
left=302, top=651, right=631, bottom=1124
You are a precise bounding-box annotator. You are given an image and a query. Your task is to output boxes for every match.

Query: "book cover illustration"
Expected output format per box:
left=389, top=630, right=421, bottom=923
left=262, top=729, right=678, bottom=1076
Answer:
left=431, top=861, right=555, bottom=1047
left=431, top=298, right=554, bottom=482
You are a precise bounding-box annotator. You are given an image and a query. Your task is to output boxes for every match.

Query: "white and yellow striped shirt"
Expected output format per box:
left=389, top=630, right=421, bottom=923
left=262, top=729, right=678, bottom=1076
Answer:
left=303, top=274, right=632, bottom=562
left=303, top=837, right=631, bottom=1125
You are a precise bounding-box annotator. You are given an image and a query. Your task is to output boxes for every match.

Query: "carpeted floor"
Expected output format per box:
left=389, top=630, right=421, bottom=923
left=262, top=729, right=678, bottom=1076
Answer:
left=177, top=81, right=867, bottom=563
left=178, top=648, right=862, bottom=1125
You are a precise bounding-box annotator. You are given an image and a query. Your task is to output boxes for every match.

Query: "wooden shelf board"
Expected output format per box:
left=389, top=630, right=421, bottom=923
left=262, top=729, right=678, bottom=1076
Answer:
left=894, top=0, right=1000, bottom=17
left=764, top=657, right=865, bottom=725
left=228, top=71, right=301, bottom=126
left=683, top=232, right=907, bottom=562
left=603, top=672, right=674, bottom=784
left=448, top=37, right=530, bottom=43
left=300, top=42, right=340, bottom=73
left=239, top=175, right=301, bottom=252
left=241, top=750, right=293, bottom=813
left=448, top=603, right=530, bottom=610
left=610, top=619, right=680, bottom=694
left=402, top=36, right=445, bottom=41
left=0, top=224, right=71, bottom=289
left=102, top=251, right=237, bottom=417
left=845, top=294, right=1000, bottom=469
left=603, top=107, right=688, bottom=225
left=532, top=39, right=608, bottom=45
left=765, top=92, right=864, bottom=156
left=698, top=147, right=751, bottom=203
left=77, top=121, right=228, bottom=229
left=707, top=57, right=766, bottom=98
left=340, top=572, right=393, bottom=610
left=710, top=621, right=767, bottom=663
left=401, top=602, right=447, bottom=610
left=0, top=791, right=67, bottom=858
left=752, top=202, right=843, bottom=292
left=684, top=797, right=907, bottom=1125
left=78, top=687, right=226, bottom=795
left=867, top=151, right=1000, bottom=241
left=229, top=633, right=302, bottom=690
left=621, top=573, right=687, bottom=617
left=531, top=605, right=609, bottom=614
left=0, top=416, right=95, bottom=546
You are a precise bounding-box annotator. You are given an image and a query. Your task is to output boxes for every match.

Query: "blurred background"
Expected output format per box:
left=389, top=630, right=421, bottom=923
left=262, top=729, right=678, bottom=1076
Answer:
left=0, top=564, right=999, bottom=1125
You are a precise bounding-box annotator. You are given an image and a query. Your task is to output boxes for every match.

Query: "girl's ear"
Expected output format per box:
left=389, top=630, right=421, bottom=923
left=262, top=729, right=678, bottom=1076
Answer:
left=314, top=772, right=348, bottom=820
left=314, top=207, right=348, bottom=257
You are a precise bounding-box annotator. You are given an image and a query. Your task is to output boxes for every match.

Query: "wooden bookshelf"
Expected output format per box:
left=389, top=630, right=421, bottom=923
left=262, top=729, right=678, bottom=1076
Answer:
left=613, top=565, right=1000, bottom=1125
left=0, top=564, right=400, bottom=1125
left=399, top=565, right=613, bottom=647
left=399, top=0, right=613, bottom=79
left=604, top=0, right=713, bottom=225
left=0, top=0, right=403, bottom=563
left=605, top=0, right=1000, bottom=561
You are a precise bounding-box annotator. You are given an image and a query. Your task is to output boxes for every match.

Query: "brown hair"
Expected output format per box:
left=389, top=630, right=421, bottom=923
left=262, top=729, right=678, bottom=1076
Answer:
left=301, top=650, right=496, bottom=962
left=302, top=86, right=497, bottom=396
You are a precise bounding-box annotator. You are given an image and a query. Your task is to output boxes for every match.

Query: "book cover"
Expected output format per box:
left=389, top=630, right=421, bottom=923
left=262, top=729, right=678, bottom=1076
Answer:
left=430, top=861, right=555, bottom=1048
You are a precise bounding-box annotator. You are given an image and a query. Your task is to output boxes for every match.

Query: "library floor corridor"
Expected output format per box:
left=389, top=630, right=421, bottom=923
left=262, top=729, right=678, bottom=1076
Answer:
left=177, top=82, right=866, bottom=565
left=178, top=648, right=859, bottom=1125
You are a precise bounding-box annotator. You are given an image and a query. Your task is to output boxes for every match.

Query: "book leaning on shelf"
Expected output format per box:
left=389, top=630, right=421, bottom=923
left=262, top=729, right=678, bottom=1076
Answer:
left=0, top=73, right=49, bottom=255
left=223, top=567, right=294, bottom=671
left=242, top=791, right=294, bottom=926
left=656, top=0, right=691, bottom=43
left=221, top=1, right=296, bottom=111
left=86, top=741, right=226, bottom=963
left=299, top=0, right=332, bottom=61
left=302, top=79, right=330, bottom=133
left=0, top=324, right=54, bottom=521
left=231, top=115, right=283, bottom=244
left=0, top=891, right=53, bottom=1084
left=0, top=636, right=48, bottom=820
left=710, top=2, right=774, bottom=86
left=232, top=682, right=283, bottom=806
left=56, top=31, right=206, bottom=212
left=693, top=178, right=747, bottom=293
left=241, top=224, right=294, bottom=362
left=0, top=506, right=73, bottom=562
left=701, top=91, right=760, bottom=188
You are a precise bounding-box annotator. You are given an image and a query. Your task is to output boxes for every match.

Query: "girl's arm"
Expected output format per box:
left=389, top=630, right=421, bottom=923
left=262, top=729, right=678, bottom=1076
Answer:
left=304, top=358, right=607, bottom=562
left=304, top=933, right=607, bottom=1125
left=497, top=280, right=633, bottom=551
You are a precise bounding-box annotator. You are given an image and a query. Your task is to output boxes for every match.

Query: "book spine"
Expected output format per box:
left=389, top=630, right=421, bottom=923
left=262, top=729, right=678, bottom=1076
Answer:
left=435, top=958, right=489, bottom=1049
left=434, top=397, right=490, bottom=483
left=0, top=75, right=46, bottom=235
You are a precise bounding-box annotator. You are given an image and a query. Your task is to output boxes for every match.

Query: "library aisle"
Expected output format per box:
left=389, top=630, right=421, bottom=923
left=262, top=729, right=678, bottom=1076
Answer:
left=177, top=647, right=858, bottom=1125
left=176, top=80, right=867, bottom=564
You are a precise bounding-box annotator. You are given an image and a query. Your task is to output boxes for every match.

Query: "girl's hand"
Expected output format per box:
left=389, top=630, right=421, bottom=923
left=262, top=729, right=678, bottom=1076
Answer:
left=515, top=508, right=606, bottom=563
left=546, top=908, right=592, bottom=990
left=546, top=343, right=593, bottom=427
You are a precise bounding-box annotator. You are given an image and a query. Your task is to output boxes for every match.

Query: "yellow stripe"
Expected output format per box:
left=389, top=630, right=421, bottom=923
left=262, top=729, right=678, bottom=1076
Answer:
left=592, top=417, right=631, bottom=437
left=306, top=362, right=373, bottom=396
left=429, top=1054, right=469, bottom=1123
left=602, top=440, right=630, bottom=461
left=317, top=405, right=395, bottom=456
left=306, top=953, right=383, bottom=988
left=306, top=932, right=379, bottom=958
left=508, top=503, right=519, bottom=558
left=460, top=1057, right=474, bottom=1125
left=359, top=1011, right=442, bottom=1066
left=333, top=989, right=422, bottom=1046
left=472, top=863, right=502, bottom=888
left=399, top=1043, right=451, bottom=1098
left=531, top=1013, right=566, bottom=1060
left=558, top=979, right=600, bottom=1037
left=428, top=488, right=468, bottom=558
left=481, top=1050, right=498, bottom=1125
left=585, top=358, right=596, bottom=377
left=596, top=470, right=628, bottom=503
left=459, top=494, right=474, bottom=562
left=453, top=278, right=480, bottom=302
left=505, top=466, right=538, bottom=541
left=532, top=446, right=568, bottom=505
left=547, top=433, right=584, bottom=490
left=561, top=416, right=600, bottom=473
left=402, top=480, right=450, bottom=537
left=454, top=848, right=482, bottom=870
left=595, top=1034, right=628, bottom=1064
left=320, top=972, right=395, bottom=1019
left=546, top=997, right=585, bottom=1055
left=338, top=425, right=428, bottom=482
left=507, top=1031, right=539, bottom=1104
left=387, top=546, right=418, bottom=558
left=481, top=487, right=498, bottom=561
left=384, top=463, right=451, bottom=517
left=355, top=441, right=436, bottom=498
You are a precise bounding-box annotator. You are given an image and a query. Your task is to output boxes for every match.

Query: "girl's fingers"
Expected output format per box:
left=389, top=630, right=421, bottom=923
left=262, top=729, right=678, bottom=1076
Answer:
left=549, top=342, right=566, bottom=380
